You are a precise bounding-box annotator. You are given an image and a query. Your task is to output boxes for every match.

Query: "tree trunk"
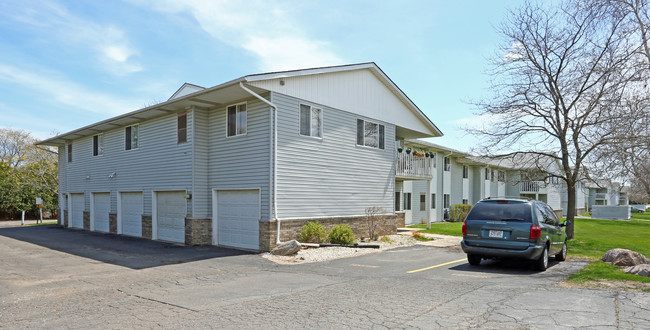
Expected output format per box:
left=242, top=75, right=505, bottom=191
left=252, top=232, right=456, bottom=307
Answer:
left=565, top=181, right=576, bottom=239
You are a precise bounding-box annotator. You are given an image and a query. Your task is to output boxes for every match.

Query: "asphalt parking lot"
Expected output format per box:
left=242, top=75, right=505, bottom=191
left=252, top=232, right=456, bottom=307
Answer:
left=1, top=224, right=649, bottom=329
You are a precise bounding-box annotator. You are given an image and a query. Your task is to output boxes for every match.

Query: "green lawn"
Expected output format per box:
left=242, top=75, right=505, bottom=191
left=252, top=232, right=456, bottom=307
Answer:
left=408, top=223, right=463, bottom=236
left=568, top=218, right=650, bottom=258
left=631, top=212, right=650, bottom=220
left=27, top=221, right=57, bottom=226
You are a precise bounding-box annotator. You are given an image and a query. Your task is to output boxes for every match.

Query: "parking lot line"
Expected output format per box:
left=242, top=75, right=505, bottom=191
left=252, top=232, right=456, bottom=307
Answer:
left=406, top=258, right=466, bottom=274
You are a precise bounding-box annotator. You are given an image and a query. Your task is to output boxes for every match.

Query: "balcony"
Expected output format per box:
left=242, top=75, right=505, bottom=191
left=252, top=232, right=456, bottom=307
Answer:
left=519, top=181, right=547, bottom=193
left=595, top=193, right=607, bottom=199
left=396, top=152, right=434, bottom=179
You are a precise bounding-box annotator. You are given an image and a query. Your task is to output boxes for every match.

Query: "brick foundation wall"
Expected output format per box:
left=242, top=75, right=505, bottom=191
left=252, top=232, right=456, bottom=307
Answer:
left=83, top=211, right=90, bottom=230
left=259, top=213, right=405, bottom=251
left=109, top=213, right=117, bottom=234
left=63, top=210, right=68, bottom=227
left=185, top=218, right=212, bottom=246
left=142, top=215, right=152, bottom=239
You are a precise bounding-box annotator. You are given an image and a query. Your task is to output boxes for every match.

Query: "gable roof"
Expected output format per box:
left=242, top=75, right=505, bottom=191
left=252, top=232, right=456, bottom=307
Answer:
left=38, top=62, right=441, bottom=146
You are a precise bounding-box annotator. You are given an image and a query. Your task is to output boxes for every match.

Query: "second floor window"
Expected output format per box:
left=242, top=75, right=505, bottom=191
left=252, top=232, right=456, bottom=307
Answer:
left=178, top=112, right=187, bottom=144
left=67, top=144, right=72, bottom=163
left=125, top=125, right=139, bottom=150
left=299, top=104, right=322, bottom=138
left=463, top=165, right=468, bottom=178
left=357, top=119, right=385, bottom=149
left=443, top=157, right=450, bottom=171
left=93, top=134, right=103, bottom=156
left=485, top=168, right=489, bottom=180
left=227, top=103, right=247, bottom=137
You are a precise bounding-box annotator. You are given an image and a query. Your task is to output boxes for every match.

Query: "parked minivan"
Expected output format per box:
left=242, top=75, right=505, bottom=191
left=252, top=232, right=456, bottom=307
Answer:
left=460, top=198, right=567, bottom=271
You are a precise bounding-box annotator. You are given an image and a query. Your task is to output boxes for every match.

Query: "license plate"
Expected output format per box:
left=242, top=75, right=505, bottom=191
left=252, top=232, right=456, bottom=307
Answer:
left=489, top=230, right=504, bottom=238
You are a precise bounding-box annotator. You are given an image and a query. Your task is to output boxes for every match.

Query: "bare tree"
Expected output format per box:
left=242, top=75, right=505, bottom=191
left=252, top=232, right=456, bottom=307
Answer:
left=365, top=207, right=385, bottom=241
left=470, top=0, right=638, bottom=238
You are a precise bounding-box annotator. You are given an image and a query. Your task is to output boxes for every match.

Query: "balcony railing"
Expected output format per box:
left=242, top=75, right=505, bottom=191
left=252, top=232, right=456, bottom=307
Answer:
left=595, top=193, right=607, bottom=199
left=396, top=152, right=433, bottom=179
left=520, top=181, right=544, bottom=193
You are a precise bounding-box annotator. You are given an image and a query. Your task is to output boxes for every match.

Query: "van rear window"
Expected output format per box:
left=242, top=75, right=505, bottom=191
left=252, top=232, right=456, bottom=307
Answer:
left=465, top=202, right=532, bottom=222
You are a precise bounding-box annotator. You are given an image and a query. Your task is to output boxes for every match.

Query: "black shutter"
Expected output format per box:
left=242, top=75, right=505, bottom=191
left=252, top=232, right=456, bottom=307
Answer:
left=93, top=135, right=98, bottom=156
left=125, top=126, right=132, bottom=150
left=356, top=119, right=364, bottom=145
left=379, top=125, right=385, bottom=149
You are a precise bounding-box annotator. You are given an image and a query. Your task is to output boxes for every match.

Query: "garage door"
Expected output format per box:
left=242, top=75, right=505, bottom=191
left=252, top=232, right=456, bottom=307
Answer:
left=93, top=193, right=110, bottom=232
left=156, top=191, right=186, bottom=243
left=70, top=193, right=85, bottom=229
left=216, top=190, right=260, bottom=250
left=121, top=192, right=143, bottom=237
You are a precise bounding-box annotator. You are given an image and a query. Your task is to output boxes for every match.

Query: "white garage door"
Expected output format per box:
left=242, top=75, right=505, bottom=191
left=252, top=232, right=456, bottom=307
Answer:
left=70, top=193, right=85, bottom=229
left=121, top=192, right=143, bottom=237
left=216, top=190, right=260, bottom=250
left=93, top=193, right=110, bottom=232
left=156, top=191, right=186, bottom=243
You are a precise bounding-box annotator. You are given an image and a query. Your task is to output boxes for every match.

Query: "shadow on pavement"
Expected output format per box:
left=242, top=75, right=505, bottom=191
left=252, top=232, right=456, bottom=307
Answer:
left=0, top=225, right=253, bottom=270
left=449, top=258, right=562, bottom=275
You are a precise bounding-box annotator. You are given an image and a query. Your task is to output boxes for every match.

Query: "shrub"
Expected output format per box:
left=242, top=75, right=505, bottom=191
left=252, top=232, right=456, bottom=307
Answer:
left=299, top=221, right=327, bottom=243
left=449, top=204, right=473, bottom=222
left=328, top=224, right=356, bottom=244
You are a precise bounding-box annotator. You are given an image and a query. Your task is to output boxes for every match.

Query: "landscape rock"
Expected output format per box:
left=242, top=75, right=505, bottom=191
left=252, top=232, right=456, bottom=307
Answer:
left=601, top=248, right=649, bottom=266
left=624, top=264, right=650, bottom=277
left=271, top=240, right=301, bottom=256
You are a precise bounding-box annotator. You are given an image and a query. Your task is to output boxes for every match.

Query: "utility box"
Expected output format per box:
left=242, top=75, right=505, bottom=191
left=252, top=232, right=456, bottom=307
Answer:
left=591, top=205, right=631, bottom=220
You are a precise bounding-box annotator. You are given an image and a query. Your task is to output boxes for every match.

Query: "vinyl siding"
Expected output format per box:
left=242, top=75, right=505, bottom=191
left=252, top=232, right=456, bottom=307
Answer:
left=273, top=92, right=395, bottom=219
left=208, top=96, right=271, bottom=220
left=192, top=108, right=209, bottom=217
left=63, top=111, right=194, bottom=216
left=58, top=146, right=67, bottom=212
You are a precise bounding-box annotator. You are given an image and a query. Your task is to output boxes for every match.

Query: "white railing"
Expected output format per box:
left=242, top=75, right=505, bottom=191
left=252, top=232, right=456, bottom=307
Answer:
left=396, top=151, right=433, bottom=178
left=520, top=181, right=543, bottom=192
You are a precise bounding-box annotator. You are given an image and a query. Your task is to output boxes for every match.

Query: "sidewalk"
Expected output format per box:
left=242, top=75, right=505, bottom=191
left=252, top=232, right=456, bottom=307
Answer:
left=397, top=227, right=462, bottom=248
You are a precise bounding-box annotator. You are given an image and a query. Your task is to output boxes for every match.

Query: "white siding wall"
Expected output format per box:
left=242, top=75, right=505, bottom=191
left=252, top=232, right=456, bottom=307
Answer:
left=192, top=108, right=210, bottom=218
left=207, top=97, right=271, bottom=220
left=274, top=92, right=395, bottom=219
left=63, top=111, right=194, bottom=216
left=449, top=159, right=462, bottom=205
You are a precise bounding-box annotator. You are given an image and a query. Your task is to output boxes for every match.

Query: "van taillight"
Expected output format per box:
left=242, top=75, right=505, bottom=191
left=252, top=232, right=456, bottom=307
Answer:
left=462, top=221, right=467, bottom=235
left=530, top=225, right=541, bottom=239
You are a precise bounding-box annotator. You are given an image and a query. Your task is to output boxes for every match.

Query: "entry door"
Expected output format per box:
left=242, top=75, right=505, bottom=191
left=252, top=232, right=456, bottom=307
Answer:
left=215, top=190, right=260, bottom=250
left=70, top=193, right=84, bottom=229
left=93, top=193, right=110, bottom=232
left=121, top=192, right=143, bottom=237
left=156, top=191, right=186, bottom=243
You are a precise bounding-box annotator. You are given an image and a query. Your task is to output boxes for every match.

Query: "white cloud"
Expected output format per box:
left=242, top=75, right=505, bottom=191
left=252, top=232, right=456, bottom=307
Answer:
left=132, top=0, right=343, bottom=71
left=1, top=0, right=141, bottom=75
left=503, top=42, right=524, bottom=61
left=0, top=63, right=141, bottom=116
left=453, top=113, right=505, bottom=130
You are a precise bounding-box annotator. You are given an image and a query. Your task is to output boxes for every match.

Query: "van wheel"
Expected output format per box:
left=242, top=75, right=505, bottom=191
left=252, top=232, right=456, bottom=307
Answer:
left=536, top=246, right=549, bottom=271
left=555, top=241, right=567, bottom=261
left=467, top=254, right=481, bottom=266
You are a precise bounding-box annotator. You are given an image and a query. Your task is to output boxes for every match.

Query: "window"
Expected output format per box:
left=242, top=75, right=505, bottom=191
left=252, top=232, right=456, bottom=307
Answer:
left=491, top=169, right=495, bottom=182
left=420, top=193, right=426, bottom=211
left=443, top=157, right=450, bottom=171
left=462, top=199, right=469, bottom=205
left=227, top=103, right=247, bottom=137
left=93, top=134, right=103, bottom=156
left=443, top=194, right=450, bottom=209
left=403, top=192, right=412, bottom=210
left=498, top=171, right=505, bottom=182
left=178, top=112, right=187, bottom=143
left=356, top=119, right=385, bottom=149
left=299, top=104, right=322, bottom=138
left=463, top=166, right=468, bottom=178
left=485, top=168, right=489, bottom=180
left=395, top=192, right=401, bottom=211
left=67, top=144, right=72, bottom=163
left=431, top=193, right=436, bottom=209
left=125, top=125, right=139, bottom=150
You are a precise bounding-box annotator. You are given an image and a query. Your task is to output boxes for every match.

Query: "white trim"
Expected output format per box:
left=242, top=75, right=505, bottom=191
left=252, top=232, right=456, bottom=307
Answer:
left=124, top=124, right=140, bottom=151
left=116, top=192, right=123, bottom=234
left=152, top=189, right=187, bottom=241
left=67, top=193, right=72, bottom=228
left=298, top=103, right=323, bottom=139
left=89, top=192, right=95, bottom=231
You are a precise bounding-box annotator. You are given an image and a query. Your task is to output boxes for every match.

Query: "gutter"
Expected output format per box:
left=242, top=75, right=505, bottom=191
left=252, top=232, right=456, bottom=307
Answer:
left=239, top=82, right=281, bottom=244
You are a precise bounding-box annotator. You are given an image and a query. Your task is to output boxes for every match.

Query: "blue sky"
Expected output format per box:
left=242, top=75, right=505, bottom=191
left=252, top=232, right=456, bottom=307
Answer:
left=0, top=0, right=521, bottom=151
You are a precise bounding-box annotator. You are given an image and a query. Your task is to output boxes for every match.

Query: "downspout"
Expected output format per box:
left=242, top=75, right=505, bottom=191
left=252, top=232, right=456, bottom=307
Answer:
left=239, top=82, right=280, bottom=244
